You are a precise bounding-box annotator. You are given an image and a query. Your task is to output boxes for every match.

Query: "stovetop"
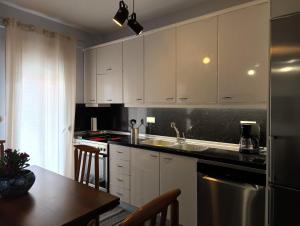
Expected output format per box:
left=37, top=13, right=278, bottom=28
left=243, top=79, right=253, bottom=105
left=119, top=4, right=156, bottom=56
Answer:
left=74, top=131, right=125, bottom=143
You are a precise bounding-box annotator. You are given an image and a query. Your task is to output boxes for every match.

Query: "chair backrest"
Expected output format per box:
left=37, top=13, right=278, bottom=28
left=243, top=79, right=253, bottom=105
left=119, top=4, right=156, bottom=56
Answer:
left=119, top=189, right=181, bottom=226
left=0, top=140, right=5, bottom=159
left=74, top=145, right=100, bottom=190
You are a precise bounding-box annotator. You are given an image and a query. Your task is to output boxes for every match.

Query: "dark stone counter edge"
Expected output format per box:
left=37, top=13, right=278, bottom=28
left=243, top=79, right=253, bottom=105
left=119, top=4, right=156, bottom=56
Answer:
left=108, top=139, right=266, bottom=172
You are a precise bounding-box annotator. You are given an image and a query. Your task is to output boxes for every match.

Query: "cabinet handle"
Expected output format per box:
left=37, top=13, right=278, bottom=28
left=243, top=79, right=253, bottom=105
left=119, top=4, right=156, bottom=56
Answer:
left=164, top=157, right=173, bottom=161
left=106, top=68, right=112, bottom=71
left=89, top=99, right=95, bottom=102
left=222, top=96, right=233, bottom=100
left=150, top=154, right=158, bottom=158
left=166, top=97, right=174, bottom=101
left=136, top=98, right=142, bottom=101
left=106, top=99, right=112, bottom=102
left=117, top=151, right=123, bottom=154
left=117, top=178, right=123, bottom=182
left=117, top=165, right=123, bottom=168
left=178, top=97, right=188, bottom=100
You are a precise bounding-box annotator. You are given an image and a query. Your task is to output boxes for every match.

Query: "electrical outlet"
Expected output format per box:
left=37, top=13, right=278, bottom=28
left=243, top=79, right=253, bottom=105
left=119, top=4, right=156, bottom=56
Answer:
left=146, top=117, right=156, bottom=124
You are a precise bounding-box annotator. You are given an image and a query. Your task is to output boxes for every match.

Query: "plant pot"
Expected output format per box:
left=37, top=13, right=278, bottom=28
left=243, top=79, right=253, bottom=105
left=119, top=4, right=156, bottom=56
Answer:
left=0, top=170, right=35, bottom=198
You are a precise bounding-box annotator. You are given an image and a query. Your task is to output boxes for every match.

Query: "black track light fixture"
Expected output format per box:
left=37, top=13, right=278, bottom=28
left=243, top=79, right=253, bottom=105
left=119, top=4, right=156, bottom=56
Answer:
left=128, top=12, right=143, bottom=35
left=112, top=0, right=143, bottom=35
left=112, top=0, right=129, bottom=27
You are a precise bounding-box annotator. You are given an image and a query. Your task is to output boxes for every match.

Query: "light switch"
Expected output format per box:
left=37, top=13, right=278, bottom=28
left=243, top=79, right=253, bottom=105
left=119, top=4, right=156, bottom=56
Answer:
left=146, top=117, right=156, bottom=124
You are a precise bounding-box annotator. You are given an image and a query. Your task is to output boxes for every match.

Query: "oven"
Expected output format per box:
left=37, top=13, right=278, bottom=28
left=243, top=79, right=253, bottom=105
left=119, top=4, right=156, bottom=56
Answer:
left=73, top=139, right=109, bottom=192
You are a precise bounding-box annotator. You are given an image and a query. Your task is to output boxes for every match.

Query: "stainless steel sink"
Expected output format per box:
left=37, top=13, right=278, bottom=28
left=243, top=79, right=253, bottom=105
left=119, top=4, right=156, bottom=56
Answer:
left=140, top=139, right=208, bottom=152
left=140, top=139, right=176, bottom=147
left=171, top=143, right=208, bottom=152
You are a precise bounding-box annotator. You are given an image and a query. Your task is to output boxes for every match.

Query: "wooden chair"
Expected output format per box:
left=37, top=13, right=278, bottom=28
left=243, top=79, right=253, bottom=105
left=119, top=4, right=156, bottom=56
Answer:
left=0, top=140, right=5, bottom=159
left=119, top=189, right=181, bottom=226
left=74, top=145, right=101, bottom=226
left=74, top=145, right=100, bottom=190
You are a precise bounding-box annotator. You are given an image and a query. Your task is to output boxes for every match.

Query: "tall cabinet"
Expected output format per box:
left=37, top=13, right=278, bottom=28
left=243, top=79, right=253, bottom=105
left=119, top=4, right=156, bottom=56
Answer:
left=84, top=48, right=97, bottom=104
left=218, top=3, right=269, bottom=103
left=123, top=37, right=144, bottom=104
left=176, top=17, right=218, bottom=104
left=144, top=28, right=176, bottom=104
left=96, top=42, right=123, bottom=103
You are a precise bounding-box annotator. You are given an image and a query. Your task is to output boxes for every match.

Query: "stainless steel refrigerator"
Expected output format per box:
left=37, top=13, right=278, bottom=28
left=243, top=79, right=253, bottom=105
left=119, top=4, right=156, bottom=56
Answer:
left=270, top=12, right=300, bottom=226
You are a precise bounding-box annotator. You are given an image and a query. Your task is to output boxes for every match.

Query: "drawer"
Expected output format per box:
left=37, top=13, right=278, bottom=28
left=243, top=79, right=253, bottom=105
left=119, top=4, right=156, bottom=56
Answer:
left=110, top=174, right=130, bottom=189
left=110, top=159, right=130, bottom=175
left=110, top=186, right=130, bottom=203
left=110, top=144, right=130, bottom=161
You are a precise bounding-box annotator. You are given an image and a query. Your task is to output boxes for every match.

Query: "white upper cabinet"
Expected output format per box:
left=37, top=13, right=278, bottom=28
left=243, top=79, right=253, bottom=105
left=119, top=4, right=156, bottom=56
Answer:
left=176, top=17, right=218, bottom=104
left=218, top=3, right=269, bottom=104
left=130, top=148, right=159, bottom=207
left=96, top=43, right=123, bottom=103
left=144, top=28, right=176, bottom=104
left=84, top=48, right=97, bottom=104
left=123, top=37, right=144, bottom=104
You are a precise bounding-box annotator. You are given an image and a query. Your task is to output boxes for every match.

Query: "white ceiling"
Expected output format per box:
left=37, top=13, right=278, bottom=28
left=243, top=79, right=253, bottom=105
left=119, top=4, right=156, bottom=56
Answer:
left=0, top=0, right=208, bottom=34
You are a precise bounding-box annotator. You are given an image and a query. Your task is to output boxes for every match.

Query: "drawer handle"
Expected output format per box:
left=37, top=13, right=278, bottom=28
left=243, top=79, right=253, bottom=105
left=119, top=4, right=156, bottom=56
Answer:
left=222, top=96, right=233, bottom=99
left=166, top=97, right=174, bottom=101
left=106, top=68, right=112, bottom=71
left=89, top=99, right=95, bottom=102
left=106, top=99, right=112, bottom=102
left=117, top=151, right=123, bottom=154
left=136, top=98, right=142, bottom=101
left=117, top=165, right=123, bottom=168
left=150, top=154, right=158, bottom=158
left=164, top=157, right=173, bottom=161
left=116, top=192, right=123, bottom=196
left=117, top=178, right=123, bottom=182
left=178, top=97, right=188, bottom=100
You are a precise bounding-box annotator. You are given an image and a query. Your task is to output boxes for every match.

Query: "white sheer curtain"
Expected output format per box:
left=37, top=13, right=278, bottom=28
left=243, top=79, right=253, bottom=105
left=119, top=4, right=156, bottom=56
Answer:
left=5, top=19, right=76, bottom=178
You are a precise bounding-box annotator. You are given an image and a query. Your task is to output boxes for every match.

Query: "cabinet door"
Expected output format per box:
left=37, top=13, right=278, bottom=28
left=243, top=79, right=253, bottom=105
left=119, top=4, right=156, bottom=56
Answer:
left=130, top=148, right=159, bottom=207
left=123, top=37, right=144, bottom=104
left=218, top=3, right=269, bottom=103
left=96, top=43, right=123, bottom=103
left=84, top=48, right=97, bottom=104
left=97, top=71, right=123, bottom=103
left=144, top=28, right=176, bottom=104
left=176, top=17, right=218, bottom=104
left=160, top=153, right=197, bottom=226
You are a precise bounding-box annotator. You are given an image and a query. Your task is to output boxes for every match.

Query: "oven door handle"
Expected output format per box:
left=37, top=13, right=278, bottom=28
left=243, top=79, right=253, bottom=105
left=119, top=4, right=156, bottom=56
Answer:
left=99, top=153, right=107, bottom=158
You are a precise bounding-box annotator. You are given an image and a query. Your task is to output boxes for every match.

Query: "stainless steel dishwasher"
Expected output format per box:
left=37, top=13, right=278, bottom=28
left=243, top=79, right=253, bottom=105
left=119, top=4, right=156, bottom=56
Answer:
left=197, top=160, right=266, bottom=226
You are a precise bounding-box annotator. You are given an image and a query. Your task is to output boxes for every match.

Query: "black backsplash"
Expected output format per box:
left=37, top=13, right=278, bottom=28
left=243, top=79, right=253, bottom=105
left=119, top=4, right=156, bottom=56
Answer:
left=75, top=104, right=267, bottom=146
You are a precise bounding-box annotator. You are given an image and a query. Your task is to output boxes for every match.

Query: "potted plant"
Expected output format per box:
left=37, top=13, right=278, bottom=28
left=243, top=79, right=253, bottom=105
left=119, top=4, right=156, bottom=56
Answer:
left=0, top=149, right=35, bottom=198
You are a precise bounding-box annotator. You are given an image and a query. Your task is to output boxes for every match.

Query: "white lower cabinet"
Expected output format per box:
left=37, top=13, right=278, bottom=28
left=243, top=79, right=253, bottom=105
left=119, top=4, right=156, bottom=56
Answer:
left=109, top=144, right=131, bottom=203
left=160, top=153, right=197, bottom=226
left=130, top=148, right=160, bottom=207
left=109, top=145, right=197, bottom=226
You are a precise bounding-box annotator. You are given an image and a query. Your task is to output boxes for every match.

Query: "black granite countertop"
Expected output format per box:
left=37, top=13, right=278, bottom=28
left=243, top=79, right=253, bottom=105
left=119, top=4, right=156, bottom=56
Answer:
left=108, top=136, right=266, bottom=172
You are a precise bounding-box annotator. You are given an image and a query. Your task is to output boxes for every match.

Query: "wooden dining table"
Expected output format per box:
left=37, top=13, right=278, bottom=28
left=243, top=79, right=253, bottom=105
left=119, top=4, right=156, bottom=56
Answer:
left=0, top=166, right=120, bottom=226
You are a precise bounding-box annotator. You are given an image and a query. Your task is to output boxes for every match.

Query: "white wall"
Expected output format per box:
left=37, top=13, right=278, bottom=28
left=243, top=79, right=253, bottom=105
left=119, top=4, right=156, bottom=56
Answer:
left=0, top=27, right=5, bottom=139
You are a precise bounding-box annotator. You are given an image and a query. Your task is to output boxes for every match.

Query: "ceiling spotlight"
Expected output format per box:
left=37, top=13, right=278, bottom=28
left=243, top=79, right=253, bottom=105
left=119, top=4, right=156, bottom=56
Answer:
left=128, top=13, right=143, bottom=35
left=113, top=0, right=129, bottom=27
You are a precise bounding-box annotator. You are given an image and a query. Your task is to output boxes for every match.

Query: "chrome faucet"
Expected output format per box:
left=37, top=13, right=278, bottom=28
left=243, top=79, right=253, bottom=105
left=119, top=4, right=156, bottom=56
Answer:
left=170, top=122, right=185, bottom=144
